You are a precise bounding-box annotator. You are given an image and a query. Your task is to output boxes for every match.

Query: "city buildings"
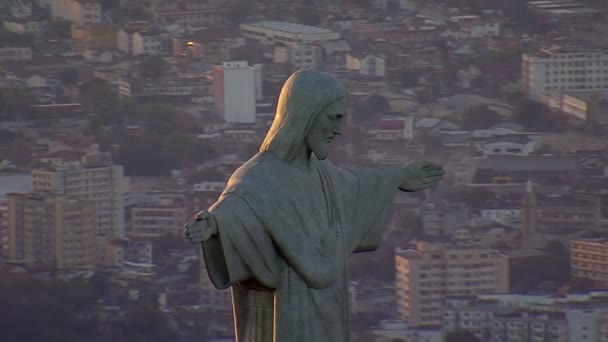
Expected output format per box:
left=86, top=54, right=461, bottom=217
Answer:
left=572, top=238, right=608, bottom=288
left=212, top=61, right=258, bottom=123
left=31, top=150, right=128, bottom=239
left=272, top=43, right=322, bottom=70
left=50, top=0, right=101, bottom=26
left=129, top=197, right=188, bottom=238
left=0, top=47, right=32, bottom=61
left=522, top=46, right=608, bottom=97
left=6, top=192, right=95, bottom=270
left=395, top=242, right=509, bottom=327
left=444, top=293, right=608, bottom=342
left=240, top=21, right=340, bottom=47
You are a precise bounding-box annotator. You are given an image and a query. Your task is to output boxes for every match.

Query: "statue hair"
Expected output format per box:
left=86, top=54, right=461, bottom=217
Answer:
left=260, top=69, right=347, bottom=161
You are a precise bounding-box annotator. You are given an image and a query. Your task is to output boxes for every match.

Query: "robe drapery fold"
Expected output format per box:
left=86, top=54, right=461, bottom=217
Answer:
left=200, top=152, right=399, bottom=342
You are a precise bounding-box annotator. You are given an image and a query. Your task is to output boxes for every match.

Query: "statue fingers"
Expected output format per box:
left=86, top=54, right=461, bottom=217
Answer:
left=425, top=169, right=445, bottom=177
left=187, top=236, right=204, bottom=244
left=423, top=176, right=443, bottom=184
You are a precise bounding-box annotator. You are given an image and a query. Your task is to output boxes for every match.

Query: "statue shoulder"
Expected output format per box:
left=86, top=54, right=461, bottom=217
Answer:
left=226, top=153, right=290, bottom=193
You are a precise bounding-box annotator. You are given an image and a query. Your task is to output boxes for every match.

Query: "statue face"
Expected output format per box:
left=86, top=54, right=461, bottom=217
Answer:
left=306, top=98, right=347, bottom=160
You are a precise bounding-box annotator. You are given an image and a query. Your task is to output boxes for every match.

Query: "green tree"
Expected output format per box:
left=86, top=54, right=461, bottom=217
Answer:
left=121, top=304, right=179, bottom=342
left=545, top=240, right=566, bottom=256
left=116, top=129, right=169, bottom=176
left=462, top=105, right=503, bottom=130
left=47, top=20, right=71, bottom=39
left=81, top=78, right=124, bottom=125
left=134, top=104, right=175, bottom=134
left=366, top=93, right=391, bottom=112
left=512, top=99, right=556, bottom=131
left=161, top=133, right=197, bottom=169
left=227, top=0, right=256, bottom=23
left=353, top=93, right=391, bottom=123
left=0, top=278, right=100, bottom=342
left=0, top=87, right=32, bottom=120
left=60, top=68, right=80, bottom=85
left=111, top=4, right=152, bottom=22
left=446, top=330, right=480, bottom=342
left=422, top=133, right=443, bottom=156
left=294, top=0, right=321, bottom=26
left=500, top=82, right=525, bottom=103
left=138, top=56, right=168, bottom=79
left=0, top=26, right=33, bottom=46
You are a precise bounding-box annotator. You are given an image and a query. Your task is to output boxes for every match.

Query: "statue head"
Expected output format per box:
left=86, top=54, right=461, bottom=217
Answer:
left=260, top=69, right=348, bottom=161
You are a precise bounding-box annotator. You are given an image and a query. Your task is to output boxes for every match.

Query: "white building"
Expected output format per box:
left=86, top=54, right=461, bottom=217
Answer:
left=395, top=242, right=509, bottom=327
left=444, top=293, right=608, bottom=342
left=399, top=0, right=417, bottom=11
left=31, top=151, right=129, bottom=238
left=3, top=18, right=48, bottom=36
left=442, top=15, right=501, bottom=39
left=273, top=43, right=322, bottom=70
left=346, top=53, right=386, bottom=78
left=370, top=320, right=442, bottom=342
left=0, top=47, right=32, bottom=61
left=50, top=0, right=101, bottom=26
left=240, top=21, right=340, bottom=47
left=212, top=61, right=257, bottom=123
left=479, top=139, right=540, bottom=157
left=132, top=31, right=163, bottom=56
left=116, top=29, right=135, bottom=55
left=522, top=46, right=608, bottom=97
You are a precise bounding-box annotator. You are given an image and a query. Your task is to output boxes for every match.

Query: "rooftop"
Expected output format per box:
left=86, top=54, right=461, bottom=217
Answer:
left=242, top=21, right=335, bottom=35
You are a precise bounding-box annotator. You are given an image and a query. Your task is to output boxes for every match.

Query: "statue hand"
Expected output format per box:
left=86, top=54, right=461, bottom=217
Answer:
left=399, top=160, right=445, bottom=192
left=184, top=210, right=218, bottom=244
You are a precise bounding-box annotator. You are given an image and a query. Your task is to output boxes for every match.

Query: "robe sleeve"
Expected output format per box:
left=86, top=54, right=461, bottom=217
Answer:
left=338, top=167, right=400, bottom=253
left=201, top=192, right=282, bottom=290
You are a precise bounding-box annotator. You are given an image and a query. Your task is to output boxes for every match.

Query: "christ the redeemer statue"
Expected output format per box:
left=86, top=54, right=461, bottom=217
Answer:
left=184, top=69, right=445, bottom=342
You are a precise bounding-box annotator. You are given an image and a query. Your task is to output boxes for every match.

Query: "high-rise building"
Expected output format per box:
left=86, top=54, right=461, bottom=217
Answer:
left=522, top=46, right=608, bottom=97
left=6, top=192, right=95, bottom=270
left=50, top=0, right=101, bottom=26
left=31, top=150, right=128, bottom=238
left=445, top=294, right=606, bottom=342
left=571, top=238, right=608, bottom=288
left=129, top=197, right=188, bottom=238
left=395, top=242, right=509, bottom=327
left=213, top=61, right=257, bottom=123
left=520, top=180, right=538, bottom=247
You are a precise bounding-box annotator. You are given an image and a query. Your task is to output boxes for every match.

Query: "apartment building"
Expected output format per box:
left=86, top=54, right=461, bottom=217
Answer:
left=101, top=236, right=152, bottom=266
left=132, top=31, right=163, bottom=56
left=346, top=53, right=387, bottom=78
left=129, top=197, right=188, bottom=238
left=395, top=242, right=509, bottom=327
left=571, top=238, right=608, bottom=288
left=31, top=151, right=128, bottom=238
left=240, top=21, right=340, bottom=47
left=154, top=5, right=226, bottom=27
left=212, top=61, right=257, bottom=123
left=445, top=293, right=608, bottom=342
left=50, top=0, right=101, bottom=26
left=522, top=46, right=608, bottom=97
left=0, top=47, right=32, bottom=62
left=3, top=18, right=48, bottom=36
left=273, top=43, right=322, bottom=70
left=6, top=192, right=95, bottom=270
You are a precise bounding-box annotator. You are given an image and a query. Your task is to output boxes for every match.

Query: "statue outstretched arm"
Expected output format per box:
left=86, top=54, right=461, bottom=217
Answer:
left=184, top=210, right=218, bottom=244
left=184, top=198, right=281, bottom=290
left=382, top=161, right=445, bottom=192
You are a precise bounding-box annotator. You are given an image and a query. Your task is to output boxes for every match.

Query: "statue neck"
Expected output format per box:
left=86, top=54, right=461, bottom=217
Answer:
left=290, top=145, right=313, bottom=172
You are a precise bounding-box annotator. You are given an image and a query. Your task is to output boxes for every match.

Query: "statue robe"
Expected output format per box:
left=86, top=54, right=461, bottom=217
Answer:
left=201, top=152, right=399, bottom=342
